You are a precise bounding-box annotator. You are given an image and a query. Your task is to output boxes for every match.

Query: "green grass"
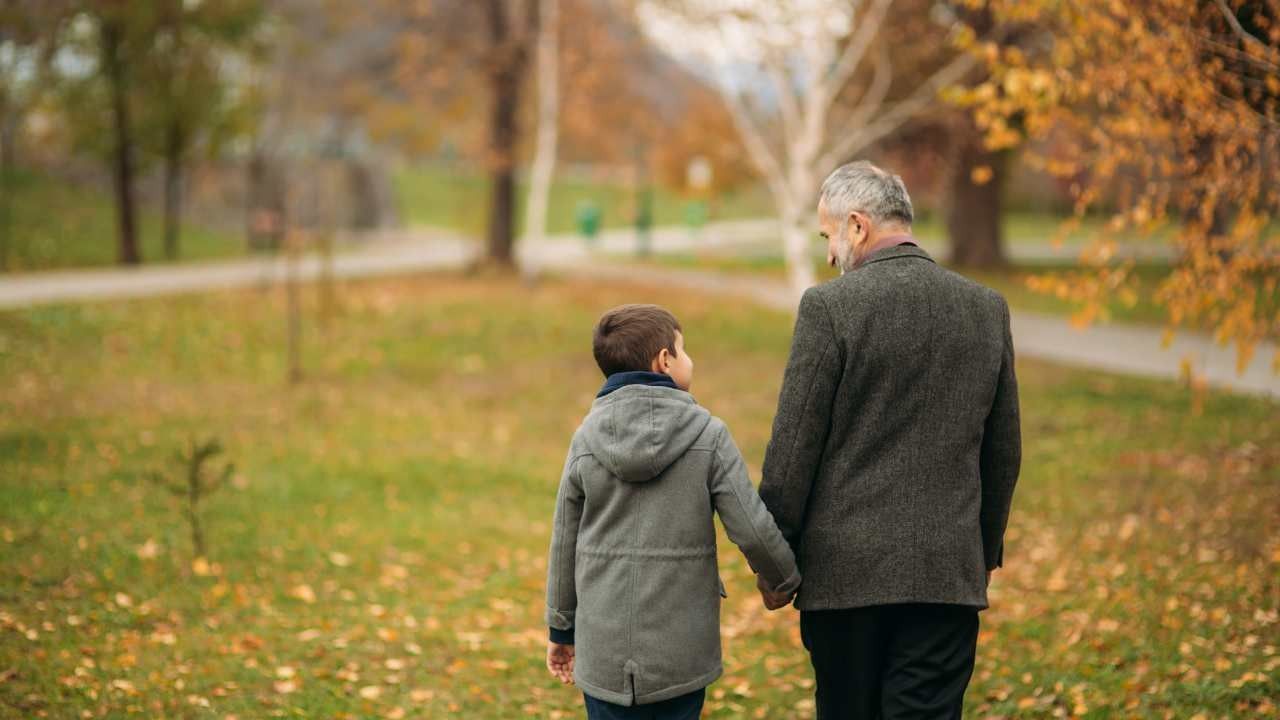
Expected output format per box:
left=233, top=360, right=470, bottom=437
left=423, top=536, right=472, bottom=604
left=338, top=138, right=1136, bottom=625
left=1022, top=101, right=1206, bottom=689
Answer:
left=0, top=169, right=243, bottom=272
left=1, top=272, right=1276, bottom=718
left=393, top=164, right=774, bottom=237
left=390, top=164, right=1178, bottom=248
left=912, top=211, right=1171, bottom=246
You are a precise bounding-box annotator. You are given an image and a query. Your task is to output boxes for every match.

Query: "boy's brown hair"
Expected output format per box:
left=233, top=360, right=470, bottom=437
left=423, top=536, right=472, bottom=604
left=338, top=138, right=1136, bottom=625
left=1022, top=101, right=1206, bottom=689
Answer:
left=592, top=304, right=682, bottom=377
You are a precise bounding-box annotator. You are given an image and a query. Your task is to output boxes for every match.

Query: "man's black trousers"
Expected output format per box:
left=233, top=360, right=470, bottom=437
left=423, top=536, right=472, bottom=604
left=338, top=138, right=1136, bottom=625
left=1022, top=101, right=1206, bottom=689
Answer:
left=800, top=603, right=980, bottom=719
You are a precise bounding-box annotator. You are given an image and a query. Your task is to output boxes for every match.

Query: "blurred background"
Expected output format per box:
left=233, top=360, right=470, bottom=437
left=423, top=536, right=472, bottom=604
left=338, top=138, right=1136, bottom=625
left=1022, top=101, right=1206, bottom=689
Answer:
left=0, top=0, right=1277, bottom=717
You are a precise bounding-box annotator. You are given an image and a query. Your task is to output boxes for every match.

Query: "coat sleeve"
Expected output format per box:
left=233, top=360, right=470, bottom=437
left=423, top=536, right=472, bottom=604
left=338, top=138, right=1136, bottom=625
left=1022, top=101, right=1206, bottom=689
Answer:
left=979, top=297, right=1022, bottom=570
left=545, top=447, right=584, bottom=642
left=759, top=287, right=843, bottom=556
left=710, top=421, right=801, bottom=595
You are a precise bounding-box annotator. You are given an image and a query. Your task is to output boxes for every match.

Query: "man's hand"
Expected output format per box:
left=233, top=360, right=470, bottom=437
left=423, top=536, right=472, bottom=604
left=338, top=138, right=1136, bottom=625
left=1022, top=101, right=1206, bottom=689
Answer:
left=756, top=574, right=796, bottom=611
left=546, top=642, right=575, bottom=684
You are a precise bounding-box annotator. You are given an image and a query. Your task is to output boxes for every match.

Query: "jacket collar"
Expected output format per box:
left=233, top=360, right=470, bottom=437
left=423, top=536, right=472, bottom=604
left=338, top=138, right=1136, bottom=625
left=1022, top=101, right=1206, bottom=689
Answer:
left=860, top=242, right=935, bottom=268
left=596, top=370, right=681, bottom=398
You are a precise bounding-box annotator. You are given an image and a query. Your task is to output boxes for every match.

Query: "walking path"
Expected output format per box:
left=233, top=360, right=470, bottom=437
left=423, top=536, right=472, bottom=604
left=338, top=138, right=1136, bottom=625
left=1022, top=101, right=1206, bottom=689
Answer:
left=1, top=222, right=1274, bottom=399
left=558, top=263, right=1278, bottom=399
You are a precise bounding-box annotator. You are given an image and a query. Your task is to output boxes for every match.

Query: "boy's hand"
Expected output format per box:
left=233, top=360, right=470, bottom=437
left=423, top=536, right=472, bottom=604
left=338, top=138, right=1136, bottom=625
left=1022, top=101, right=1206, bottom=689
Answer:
left=546, top=642, right=575, bottom=684
left=756, top=574, right=796, bottom=611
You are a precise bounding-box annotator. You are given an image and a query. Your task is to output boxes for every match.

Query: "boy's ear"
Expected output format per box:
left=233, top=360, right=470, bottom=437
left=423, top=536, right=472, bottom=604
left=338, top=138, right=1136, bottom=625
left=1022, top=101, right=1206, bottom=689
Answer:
left=651, top=348, right=669, bottom=374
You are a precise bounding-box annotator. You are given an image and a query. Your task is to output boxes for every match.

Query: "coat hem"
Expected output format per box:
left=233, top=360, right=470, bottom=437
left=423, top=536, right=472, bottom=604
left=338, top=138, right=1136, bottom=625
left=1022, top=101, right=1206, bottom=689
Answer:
left=795, top=594, right=990, bottom=612
left=577, top=664, right=722, bottom=707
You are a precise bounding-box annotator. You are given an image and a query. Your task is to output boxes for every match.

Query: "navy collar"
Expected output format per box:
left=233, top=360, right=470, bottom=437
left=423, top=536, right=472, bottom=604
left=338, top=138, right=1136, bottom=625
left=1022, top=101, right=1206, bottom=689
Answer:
left=597, top=371, right=680, bottom=398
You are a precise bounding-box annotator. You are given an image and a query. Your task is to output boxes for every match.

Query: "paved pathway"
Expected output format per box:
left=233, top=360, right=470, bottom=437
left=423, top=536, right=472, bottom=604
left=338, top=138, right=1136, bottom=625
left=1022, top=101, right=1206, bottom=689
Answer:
left=556, top=262, right=1277, bottom=399
left=1, top=222, right=1274, bottom=399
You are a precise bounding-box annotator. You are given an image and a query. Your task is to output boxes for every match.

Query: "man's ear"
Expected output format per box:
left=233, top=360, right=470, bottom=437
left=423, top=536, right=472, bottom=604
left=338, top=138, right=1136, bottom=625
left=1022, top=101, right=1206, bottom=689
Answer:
left=849, top=212, right=864, bottom=238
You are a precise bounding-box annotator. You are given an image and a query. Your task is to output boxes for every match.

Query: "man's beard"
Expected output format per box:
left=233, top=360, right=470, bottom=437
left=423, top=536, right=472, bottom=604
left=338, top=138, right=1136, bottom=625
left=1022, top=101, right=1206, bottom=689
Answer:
left=835, top=225, right=858, bottom=275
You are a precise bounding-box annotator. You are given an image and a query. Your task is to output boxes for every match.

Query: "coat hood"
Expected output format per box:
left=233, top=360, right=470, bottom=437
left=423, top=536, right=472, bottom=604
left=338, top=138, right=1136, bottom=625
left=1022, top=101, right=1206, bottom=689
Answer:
left=578, top=385, right=712, bottom=483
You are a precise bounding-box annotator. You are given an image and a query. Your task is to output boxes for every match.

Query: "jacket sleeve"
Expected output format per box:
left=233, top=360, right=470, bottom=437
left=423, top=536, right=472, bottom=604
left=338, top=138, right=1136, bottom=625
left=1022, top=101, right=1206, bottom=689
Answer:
left=759, top=287, right=843, bottom=555
left=979, top=297, right=1022, bottom=570
left=545, top=447, right=584, bottom=642
left=710, top=421, right=801, bottom=595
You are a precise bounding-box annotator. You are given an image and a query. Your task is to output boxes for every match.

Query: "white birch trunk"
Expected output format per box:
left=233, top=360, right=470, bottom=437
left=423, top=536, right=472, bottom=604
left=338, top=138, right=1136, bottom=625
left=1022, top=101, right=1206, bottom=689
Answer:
left=780, top=203, right=815, bottom=295
left=524, top=0, right=558, bottom=249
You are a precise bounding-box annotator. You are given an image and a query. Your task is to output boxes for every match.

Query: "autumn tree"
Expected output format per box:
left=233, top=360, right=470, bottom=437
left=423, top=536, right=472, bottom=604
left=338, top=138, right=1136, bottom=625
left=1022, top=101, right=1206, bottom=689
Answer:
left=524, top=0, right=558, bottom=249
left=381, top=1, right=536, bottom=267
left=0, top=1, right=71, bottom=270
left=63, top=1, right=156, bottom=265
left=966, top=0, right=1280, bottom=370
left=639, top=0, right=979, bottom=294
left=940, top=3, right=1009, bottom=268
left=566, top=1, right=757, bottom=185
left=146, top=0, right=263, bottom=261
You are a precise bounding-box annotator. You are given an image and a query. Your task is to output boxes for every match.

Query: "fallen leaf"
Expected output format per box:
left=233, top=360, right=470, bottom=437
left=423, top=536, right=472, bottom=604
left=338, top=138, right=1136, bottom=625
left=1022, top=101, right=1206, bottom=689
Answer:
left=136, top=539, right=161, bottom=560
left=289, top=585, right=317, bottom=604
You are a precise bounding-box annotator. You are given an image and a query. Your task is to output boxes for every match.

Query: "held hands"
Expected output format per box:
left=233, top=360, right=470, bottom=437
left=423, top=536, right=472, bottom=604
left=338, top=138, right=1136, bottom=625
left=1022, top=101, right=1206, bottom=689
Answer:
left=546, top=642, right=575, bottom=684
left=756, top=574, right=797, bottom=611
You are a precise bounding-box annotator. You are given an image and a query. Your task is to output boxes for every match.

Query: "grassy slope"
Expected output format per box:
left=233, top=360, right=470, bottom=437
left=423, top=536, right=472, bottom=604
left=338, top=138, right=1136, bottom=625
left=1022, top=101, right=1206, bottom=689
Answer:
left=1, top=274, right=1276, bottom=718
left=392, top=165, right=1152, bottom=247
left=4, top=162, right=1202, bottom=273
left=392, top=165, right=775, bottom=238
left=1, top=170, right=242, bottom=272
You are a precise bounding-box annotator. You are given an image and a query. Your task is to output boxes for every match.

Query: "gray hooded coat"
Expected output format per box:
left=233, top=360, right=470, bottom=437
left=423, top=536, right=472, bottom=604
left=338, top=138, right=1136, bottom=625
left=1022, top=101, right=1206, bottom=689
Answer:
left=545, top=385, right=801, bottom=706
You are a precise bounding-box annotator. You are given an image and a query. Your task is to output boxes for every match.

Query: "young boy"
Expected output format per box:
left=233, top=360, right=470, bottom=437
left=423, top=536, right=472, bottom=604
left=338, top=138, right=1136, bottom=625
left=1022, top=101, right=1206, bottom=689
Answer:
left=544, top=304, right=801, bottom=719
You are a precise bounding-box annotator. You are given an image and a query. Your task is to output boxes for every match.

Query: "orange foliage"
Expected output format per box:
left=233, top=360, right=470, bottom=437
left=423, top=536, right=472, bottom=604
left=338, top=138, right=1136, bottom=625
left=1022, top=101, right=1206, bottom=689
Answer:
left=959, top=0, right=1280, bottom=372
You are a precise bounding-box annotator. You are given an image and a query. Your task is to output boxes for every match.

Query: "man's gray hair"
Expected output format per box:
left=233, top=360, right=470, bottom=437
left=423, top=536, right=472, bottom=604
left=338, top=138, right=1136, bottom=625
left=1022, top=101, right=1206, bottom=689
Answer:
left=819, top=161, right=914, bottom=227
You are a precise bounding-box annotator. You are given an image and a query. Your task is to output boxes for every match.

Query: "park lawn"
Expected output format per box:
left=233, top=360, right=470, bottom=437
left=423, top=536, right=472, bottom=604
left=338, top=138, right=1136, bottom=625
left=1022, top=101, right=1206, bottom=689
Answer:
left=393, top=164, right=769, bottom=237
left=0, top=273, right=1277, bottom=719
left=1, top=169, right=243, bottom=272
left=390, top=164, right=1179, bottom=248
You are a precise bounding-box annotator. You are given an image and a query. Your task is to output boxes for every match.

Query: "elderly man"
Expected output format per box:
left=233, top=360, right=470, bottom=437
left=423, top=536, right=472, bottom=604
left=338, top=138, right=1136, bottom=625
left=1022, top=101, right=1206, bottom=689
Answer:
left=758, top=161, right=1022, bottom=719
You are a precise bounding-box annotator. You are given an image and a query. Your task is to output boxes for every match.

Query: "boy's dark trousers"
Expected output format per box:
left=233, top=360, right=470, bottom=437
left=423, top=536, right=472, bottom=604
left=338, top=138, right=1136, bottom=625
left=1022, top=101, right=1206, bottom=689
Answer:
left=582, top=688, right=705, bottom=720
left=800, top=603, right=979, bottom=720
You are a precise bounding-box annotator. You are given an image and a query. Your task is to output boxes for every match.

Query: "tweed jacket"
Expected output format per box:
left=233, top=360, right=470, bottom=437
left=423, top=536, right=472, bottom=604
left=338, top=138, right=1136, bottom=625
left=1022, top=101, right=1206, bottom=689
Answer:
left=759, top=243, right=1021, bottom=611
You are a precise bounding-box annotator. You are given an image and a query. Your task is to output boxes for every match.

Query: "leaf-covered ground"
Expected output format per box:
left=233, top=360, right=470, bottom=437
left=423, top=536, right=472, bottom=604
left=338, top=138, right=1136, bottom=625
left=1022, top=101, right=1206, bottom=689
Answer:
left=0, top=274, right=1276, bottom=718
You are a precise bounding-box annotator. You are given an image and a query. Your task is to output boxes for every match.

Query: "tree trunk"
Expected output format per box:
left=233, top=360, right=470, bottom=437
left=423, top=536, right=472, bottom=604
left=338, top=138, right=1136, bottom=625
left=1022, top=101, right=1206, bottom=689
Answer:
left=247, top=150, right=285, bottom=251
left=523, top=0, right=558, bottom=249
left=162, top=0, right=185, bottom=262
left=781, top=204, right=816, bottom=297
left=101, top=20, right=140, bottom=266
left=163, top=119, right=184, bottom=261
left=484, top=0, right=527, bottom=268
left=344, top=160, right=381, bottom=230
left=0, top=113, right=16, bottom=271
left=946, top=121, right=1007, bottom=268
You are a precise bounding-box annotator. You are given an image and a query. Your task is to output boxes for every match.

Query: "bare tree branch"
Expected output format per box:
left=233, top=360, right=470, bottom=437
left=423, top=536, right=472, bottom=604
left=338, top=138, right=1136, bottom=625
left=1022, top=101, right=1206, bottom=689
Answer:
left=723, top=86, right=789, bottom=200
left=1212, top=0, right=1268, bottom=50
left=820, top=49, right=977, bottom=173
left=828, top=43, right=892, bottom=153
left=765, top=52, right=802, bottom=142
left=822, top=0, right=892, bottom=104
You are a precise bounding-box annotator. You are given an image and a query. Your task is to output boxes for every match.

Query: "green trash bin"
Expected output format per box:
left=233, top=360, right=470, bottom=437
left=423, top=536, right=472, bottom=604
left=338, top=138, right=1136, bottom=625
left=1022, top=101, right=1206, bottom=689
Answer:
left=684, top=200, right=708, bottom=230
left=635, top=187, right=653, bottom=257
left=575, top=201, right=602, bottom=244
